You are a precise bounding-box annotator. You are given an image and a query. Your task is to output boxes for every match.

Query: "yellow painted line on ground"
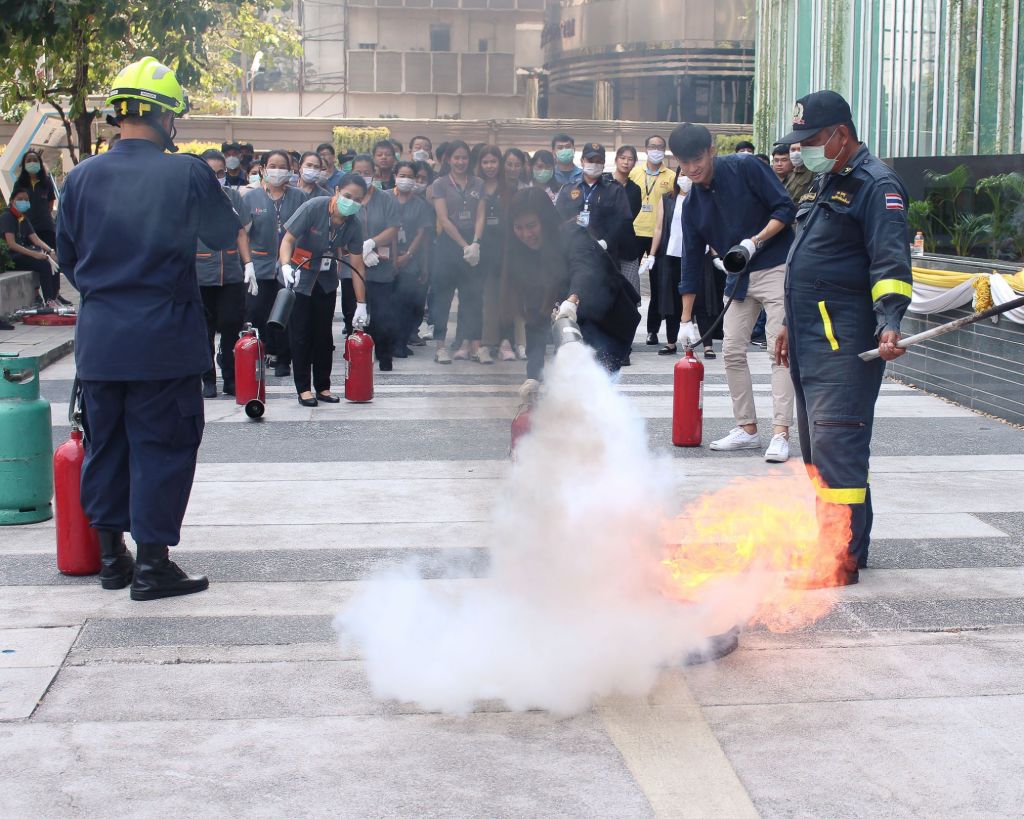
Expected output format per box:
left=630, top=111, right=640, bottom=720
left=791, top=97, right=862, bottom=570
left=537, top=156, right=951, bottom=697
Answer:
left=596, top=671, right=759, bottom=819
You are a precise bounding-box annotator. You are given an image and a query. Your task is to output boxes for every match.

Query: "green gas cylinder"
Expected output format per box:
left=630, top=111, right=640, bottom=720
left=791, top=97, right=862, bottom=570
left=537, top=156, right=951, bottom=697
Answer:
left=0, top=352, right=53, bottom=524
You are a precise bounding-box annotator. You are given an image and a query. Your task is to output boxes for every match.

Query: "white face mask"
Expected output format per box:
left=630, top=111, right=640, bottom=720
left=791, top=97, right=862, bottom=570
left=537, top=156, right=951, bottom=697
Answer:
left=318, top=170, right=330, bottom=183
left=395, top=177, right=416, bottom=193
left=264, top=168, right=291, bottom=187
left=647, top=149, right=665, bottom=165
left=413, top=182, right=427, bottom=194
left=676, top=175, right=692, bottom=194
left=789, top=150, right=804, bottom=168
left=362, top=175, right=374, bottom=187
left=225, top=156, right=241, bottom=171
left=412, top=150, right=430, bottom=162
left=582, top=162, right=604, bottom=178
left=301, top=168, right=320, bottom=183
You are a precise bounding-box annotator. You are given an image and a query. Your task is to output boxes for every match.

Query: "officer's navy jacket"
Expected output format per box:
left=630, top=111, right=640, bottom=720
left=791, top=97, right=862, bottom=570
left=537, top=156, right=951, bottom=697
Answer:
left=679, top=153, right=796, bottom=300
left=786, top=144, right=913, bottom=335
left=57, top=139, right=241, bottom=380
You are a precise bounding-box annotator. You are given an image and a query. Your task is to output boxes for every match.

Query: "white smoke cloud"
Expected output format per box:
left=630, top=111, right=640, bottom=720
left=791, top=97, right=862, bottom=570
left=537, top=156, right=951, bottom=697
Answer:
left=335, top=343, right=724, bottom=716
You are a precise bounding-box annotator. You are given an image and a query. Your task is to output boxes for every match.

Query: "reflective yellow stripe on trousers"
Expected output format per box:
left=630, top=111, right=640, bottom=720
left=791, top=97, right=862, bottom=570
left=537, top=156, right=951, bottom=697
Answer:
left=817, top=301, right=839, bottom=351
left=813, top=476, right=867, bottom=504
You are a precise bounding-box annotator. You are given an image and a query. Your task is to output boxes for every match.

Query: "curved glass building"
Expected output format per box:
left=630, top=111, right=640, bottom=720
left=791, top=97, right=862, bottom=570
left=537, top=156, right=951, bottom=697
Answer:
left=755, top=0, right=1024, bottom=157
left=542, top=0, right=756, bottom=123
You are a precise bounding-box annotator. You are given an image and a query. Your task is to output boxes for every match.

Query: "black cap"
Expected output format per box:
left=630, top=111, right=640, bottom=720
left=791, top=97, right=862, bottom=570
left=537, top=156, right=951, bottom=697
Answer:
left=221, top=141, right=241, bottom=152
left=778, top=90, right=853, bottom=144
left=581, top=142, right=605, bottom=160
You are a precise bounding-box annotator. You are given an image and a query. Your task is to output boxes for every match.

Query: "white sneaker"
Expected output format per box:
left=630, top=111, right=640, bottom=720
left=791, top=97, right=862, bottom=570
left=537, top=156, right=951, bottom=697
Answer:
left=709, top=427, right=761, bottom=451
left=516, top=344, right=527, bottom=360
left=764, top=433, right=790, bottom=463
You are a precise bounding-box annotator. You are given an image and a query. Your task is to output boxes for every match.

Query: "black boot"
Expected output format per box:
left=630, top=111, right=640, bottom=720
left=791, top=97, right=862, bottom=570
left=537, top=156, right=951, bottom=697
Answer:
left=201, top=371, right=217, bottom=399
left=97, top=530, right=135, bottom=590
left=130, top=543, right=209, bottom=601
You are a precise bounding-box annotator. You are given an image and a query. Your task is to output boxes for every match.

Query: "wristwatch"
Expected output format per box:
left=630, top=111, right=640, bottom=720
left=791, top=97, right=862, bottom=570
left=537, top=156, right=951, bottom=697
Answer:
left=751, top=236, right=766, bottom=250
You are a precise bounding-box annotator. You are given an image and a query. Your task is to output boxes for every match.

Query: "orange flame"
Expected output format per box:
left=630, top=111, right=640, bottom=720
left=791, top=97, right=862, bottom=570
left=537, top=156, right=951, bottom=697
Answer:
left=661, top=464, right=852, bottom=633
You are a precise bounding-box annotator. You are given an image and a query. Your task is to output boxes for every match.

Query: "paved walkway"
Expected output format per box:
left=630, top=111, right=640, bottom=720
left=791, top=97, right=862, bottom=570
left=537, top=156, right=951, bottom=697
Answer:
left=0, top=285, right=77, bottom=370
left=3, top=305, right=1024, bottom=817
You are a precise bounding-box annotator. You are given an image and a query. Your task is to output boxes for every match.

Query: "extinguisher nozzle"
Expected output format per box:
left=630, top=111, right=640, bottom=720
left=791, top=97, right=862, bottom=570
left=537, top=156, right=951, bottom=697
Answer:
left=244, top=399, right=265, bottom=420
left=268, top=287, right=296, bottom=331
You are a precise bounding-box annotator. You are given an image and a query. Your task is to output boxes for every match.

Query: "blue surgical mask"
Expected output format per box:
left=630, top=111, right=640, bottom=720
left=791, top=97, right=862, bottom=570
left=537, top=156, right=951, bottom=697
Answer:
left=13, top=200, right=30, bottom=214
left=288, top=173, right=299, bottom=186
left=24, top=162, right=41, bottom=175
left=335, top=196, right=362, bottom=217
left=248, top=173, right=261, bottom=185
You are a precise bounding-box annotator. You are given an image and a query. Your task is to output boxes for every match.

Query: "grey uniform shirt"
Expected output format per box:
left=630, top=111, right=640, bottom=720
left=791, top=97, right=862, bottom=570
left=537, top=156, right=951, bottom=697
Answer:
left=356, top=188, right=402, bottom=284
left=395, top=193, right=434, bottom=278
left=242, top=185, right=307, bottom=281
left=430, top=175, right=484, bottom=240
left=195, top=185, right=250, bottom=286
left=284, top=196, right=364, bottom=296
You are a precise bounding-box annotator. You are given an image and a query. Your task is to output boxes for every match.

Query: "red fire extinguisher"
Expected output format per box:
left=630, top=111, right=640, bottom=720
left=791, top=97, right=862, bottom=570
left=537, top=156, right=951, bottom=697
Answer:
left=510, top=379, right=540, bottom=457
left=234, top=324, right=266, bottom=419
left=672, top=347, right=704, bottom=447
left=54, top=402, right=101, bottom=575
left=345, top=327, right=374, bottom=403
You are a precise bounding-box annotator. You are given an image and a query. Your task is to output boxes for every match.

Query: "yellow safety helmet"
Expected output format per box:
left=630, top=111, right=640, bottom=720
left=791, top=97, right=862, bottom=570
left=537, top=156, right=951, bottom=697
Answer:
left=106, top=56, right=190, bottom=119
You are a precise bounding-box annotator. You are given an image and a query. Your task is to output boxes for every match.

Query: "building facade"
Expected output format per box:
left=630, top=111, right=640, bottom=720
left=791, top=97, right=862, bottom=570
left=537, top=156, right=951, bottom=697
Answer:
left=251, top=0, right=545, bottom=119
left=755, top=0, right=1024, bottom=157
left=541, top=0, right=757, bottom=123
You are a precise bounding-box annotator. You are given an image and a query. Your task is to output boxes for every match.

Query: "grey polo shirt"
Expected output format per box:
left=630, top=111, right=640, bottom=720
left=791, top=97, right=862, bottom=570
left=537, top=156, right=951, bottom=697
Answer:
left=241, top=185, right=307, bottom=280
left=429, top=174, right=484, bottom=240
left=355, top=188, right=402, bottom=284
left=284, top=196, right=364, bottom=295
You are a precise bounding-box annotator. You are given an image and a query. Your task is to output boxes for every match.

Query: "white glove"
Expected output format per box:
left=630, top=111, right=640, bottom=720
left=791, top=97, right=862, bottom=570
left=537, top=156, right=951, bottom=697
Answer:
left=463, top=242, right=480, bottom=267
left=680, top=320, right=701, bottom=346
left=363, top=239, right=376, bottom=256
left=555, top=299, right=578, bottom=322
left=739, top=238, right=758, bottom=258
left=712, top=257, right=727, bottom=272
left=353, top=302, right=369, bottom=328
left=281, top=263, right=296, bottom=287
left=364, top=249, right=380, bottom=268
left=243, top=262, right=258, bottom=296
left=47, top=254, right=60, bottom=275
left=597, top=239, right=608, bottom=251
left=638, top=254, right=655, bottom=276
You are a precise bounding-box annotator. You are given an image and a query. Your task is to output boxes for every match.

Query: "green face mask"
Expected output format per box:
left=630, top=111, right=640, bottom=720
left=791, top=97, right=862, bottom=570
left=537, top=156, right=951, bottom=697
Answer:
left=533, top=169, right=554, bottom=184
left=555, top=148, right=574, bottom=164
left=341, top=161, right=353, bottom=173
left=335, top=196, right=361, bottom=217
left=800, top=128, right=840, bottom=174
left=25, top=162, right=41, bottom=174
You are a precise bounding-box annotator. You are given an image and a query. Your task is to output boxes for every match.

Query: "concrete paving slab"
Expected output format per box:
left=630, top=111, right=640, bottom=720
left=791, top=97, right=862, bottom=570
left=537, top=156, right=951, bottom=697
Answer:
left=0, top=713, right=653, bottom=817
left=0, top=627, right=79, bottom=668
left=0, top=667, right=60, bottom=720
left=685, top=637, right=1024, bottom=706
left=705, top=696, right=1024, bottom=818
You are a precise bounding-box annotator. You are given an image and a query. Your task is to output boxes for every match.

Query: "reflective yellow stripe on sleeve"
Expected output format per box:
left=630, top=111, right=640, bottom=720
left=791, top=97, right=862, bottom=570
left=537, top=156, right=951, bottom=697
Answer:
left=817, top=301, right=839, bottom=351
left=871, top=278, right=913, bottom=302
left=813, top=477, right=867, bottom=505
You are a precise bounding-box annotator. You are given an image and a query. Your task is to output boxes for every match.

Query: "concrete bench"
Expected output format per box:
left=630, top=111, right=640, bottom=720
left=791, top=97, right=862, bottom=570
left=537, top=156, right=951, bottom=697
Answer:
left=0, top=269, right=40, bottom=315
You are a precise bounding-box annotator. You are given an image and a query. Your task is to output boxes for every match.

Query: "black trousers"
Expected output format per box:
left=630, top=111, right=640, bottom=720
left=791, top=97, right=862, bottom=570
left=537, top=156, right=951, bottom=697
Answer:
left=200, top=283, right=245, bottom=386
left=80, top=376, right=203, bottom=546
left=289, top=282, right=337, bottom=395
left=395, top=269, right=427, bottom=345
left=245, top=279, right=291, bottom=364
left=13, top=253, right=59, bottom=301
left=340, top=278, right=357, bottom=335
left=656, top=254, right=683, bottom=344
left=524, top=320, right=549, bottom=381
left=635, top=236, right=662, bottom=334
left=431, top=235, right=483, bottom=342
left=365, top=279, right=400, bottom=367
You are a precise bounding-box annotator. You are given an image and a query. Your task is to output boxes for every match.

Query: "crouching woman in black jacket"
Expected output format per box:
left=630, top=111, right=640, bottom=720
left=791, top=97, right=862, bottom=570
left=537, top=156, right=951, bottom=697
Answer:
left=502, top=187, right=640, bottom=382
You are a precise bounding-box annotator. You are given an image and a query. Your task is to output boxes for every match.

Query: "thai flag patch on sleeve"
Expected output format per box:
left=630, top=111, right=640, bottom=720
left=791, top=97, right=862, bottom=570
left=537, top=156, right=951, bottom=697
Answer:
left=884, top=192, right=904, bottom=210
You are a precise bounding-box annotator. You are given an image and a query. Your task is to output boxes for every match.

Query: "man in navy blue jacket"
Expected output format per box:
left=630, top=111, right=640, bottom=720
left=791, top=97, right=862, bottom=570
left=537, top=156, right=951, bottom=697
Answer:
left=671, top=123, right=796, bottom=464
left=57, top=57, right=241, bottom=601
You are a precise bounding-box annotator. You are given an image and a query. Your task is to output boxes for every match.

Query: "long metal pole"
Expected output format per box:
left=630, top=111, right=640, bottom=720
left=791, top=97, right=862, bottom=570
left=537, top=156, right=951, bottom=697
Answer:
left=859, top=295, right=1024, bottom=361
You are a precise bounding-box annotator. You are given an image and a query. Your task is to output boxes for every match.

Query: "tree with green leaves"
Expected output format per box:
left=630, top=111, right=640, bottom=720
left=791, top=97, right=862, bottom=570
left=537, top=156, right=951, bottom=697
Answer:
left=0, top=0, right=299, bottom=163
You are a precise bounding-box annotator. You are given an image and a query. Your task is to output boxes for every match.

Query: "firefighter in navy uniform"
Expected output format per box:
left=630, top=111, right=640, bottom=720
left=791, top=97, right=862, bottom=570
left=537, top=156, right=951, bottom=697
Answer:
left=775, top=90, right=911, bottom=587
left=56, top=57, right=242, bottom=600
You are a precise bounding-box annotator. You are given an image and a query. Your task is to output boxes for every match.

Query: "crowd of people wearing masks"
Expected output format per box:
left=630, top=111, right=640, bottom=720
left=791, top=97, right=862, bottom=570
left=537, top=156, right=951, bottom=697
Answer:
left=4, top=129, right=816, bottom=463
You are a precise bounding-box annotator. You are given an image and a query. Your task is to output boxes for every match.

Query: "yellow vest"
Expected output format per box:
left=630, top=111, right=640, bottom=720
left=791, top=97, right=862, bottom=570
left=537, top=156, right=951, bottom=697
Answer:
left=629, top=164, right=676, bottom=238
